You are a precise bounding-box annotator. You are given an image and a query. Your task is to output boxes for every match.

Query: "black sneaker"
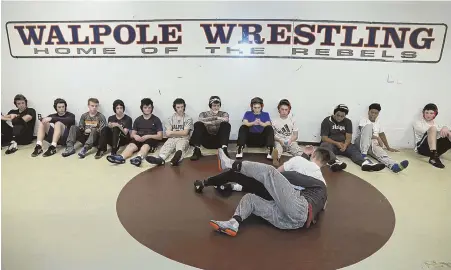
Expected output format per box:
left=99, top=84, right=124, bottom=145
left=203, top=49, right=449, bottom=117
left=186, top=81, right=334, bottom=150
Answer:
left=31, top=145, right=43, bottom=157
left=149, top=146, right=157, bottom=153
left=95, top=150, right=106, bottom=159
left=43, top=146, right=57, bottom=157
left=329, top=159, right=347, bottom=172
left=215, top=183, right=233, bottom=197
left=235, top=146, right=244, bottom=159
left=429, top=157, right=445, bottom=169
left=194, top=180, right=205, bottom=193
left=145, top=156, right=165, bottom=166
left=190, top=147, right=202, bottom=161
left=361, top=160, right=385, bottom=172
left=170, top=150, right=183, bottom=166
left=5, top=142, right=18, bottom=155
left=130, top=156, right=143, bottom=167
left=110, top=148, right=118, bottom=156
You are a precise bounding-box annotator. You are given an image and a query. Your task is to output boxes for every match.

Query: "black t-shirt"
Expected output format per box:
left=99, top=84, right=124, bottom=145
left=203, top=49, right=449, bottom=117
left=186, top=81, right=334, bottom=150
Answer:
left=108, top=114, right=133, bottom=130
left=320, top=116, right=353, bottom=143
left=8, top=107, right=37, bottom=139
left=48, top=112, right=76, bottom=128
left=132, top=114, right=163, bottom=136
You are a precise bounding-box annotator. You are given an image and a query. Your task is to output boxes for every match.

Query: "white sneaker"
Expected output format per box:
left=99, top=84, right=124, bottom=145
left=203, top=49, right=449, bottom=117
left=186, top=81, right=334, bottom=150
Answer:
left=236, top=146, right=243, bottom=159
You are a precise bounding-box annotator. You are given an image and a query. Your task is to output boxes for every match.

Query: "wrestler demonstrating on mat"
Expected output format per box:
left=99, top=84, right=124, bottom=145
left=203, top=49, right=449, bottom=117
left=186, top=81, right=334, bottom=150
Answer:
left=207, top=148, right=330, bottom=237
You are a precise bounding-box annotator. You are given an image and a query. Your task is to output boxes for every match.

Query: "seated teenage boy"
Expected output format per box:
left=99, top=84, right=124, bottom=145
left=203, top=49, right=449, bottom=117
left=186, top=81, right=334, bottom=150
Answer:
left=413, top=103, right=451, bottom=168
left=146, top=98, right=193, bottom=166
left=62, top=98, right=107, bottom=158
left=236, top=97, right=275, bottom=160
left=207, top=148, right=330, bottom=237
left=96, top=99, right=133, bottom=159
left=107, top=98, right=163, bottom=167
left=2, top=94, right=36, bottom=154
left=271, top=99, right=304, bottom=166
left=320, top=104, right=385, bottom=172
left=190, top=96, right=231, bottom=160
left=31, top=98, right=76, bottom=157
left=355, top=103, right=409, bottom=173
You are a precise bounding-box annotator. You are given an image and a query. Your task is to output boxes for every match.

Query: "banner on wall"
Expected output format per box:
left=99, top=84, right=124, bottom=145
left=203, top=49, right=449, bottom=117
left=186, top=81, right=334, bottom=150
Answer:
left=5, top=19, right=448, bottom=63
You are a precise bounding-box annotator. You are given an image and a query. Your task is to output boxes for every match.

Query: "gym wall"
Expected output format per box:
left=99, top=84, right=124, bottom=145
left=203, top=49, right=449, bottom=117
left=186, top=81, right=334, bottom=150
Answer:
left=2, top=1, right=450, bottom=148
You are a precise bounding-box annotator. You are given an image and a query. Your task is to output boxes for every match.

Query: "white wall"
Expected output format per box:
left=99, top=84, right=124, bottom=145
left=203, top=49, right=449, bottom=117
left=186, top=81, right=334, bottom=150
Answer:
left=2, top=1, right=450, bottom=148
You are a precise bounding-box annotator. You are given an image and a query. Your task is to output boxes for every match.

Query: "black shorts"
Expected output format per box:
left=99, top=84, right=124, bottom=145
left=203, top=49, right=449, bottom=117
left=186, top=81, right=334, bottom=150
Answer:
left=45, top=125, right=70, bottom=145
left=130, top=138, right=159, bottom=149
left=416, top=132, right=451, bottom=156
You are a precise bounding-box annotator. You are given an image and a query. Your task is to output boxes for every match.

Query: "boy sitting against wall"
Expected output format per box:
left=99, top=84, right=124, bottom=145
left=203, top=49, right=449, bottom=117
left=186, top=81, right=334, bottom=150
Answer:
left=146, top=98, right=193, bottom=166
left=236, top=97, right=275, bottom=161
left=354, top=103, right=409, bottom=173
left=62, top=98, right=106, bottom=158
left=107, top=98, right=163, bottom=167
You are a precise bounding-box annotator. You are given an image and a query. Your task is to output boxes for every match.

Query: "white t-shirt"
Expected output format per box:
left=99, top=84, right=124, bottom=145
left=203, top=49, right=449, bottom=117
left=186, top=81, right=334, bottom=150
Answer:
left=283, top=156, right=326, bottom=185
left=272, top=114, right=298, bottom=141
left=356, top=117, right=384, bottom=138
left=413, top=118, right=445, bottom=145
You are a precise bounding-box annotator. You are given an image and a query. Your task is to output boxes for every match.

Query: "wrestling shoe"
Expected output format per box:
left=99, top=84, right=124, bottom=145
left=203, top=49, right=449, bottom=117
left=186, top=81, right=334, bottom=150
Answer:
left=31, top=145, right=43, bottom=157
left=391, top=160, right=409, bottom=173
left=361, top=159, right=385, bottom=172
left=94, top=150, right=106, bottom=159
left=429, top=157, right=445, bottom=169
left=328, top=159, right=347, bottom=172
left=43, top=146, right=57, bottom=157
left=130, top=156, right=143, bottom=167
left=78, top=147, right=90, bottom=158
left=62, top=147, right=75, bottom=157
left=190, top=147, right=202, bottom=161
left=209, top=219, right=239, bottom=237
left=217, top=148, right=233, bottom=171
left=5, top=142, right=18, bottom=155
left=235, top=146, right=244, bottom=159
left=194, top=180, right=205, bottom=193
left=170, top=150, right=183, bottom=166
left=146, top=156, right=165, bottom=166
left=107, top=154, right=125, bottom=164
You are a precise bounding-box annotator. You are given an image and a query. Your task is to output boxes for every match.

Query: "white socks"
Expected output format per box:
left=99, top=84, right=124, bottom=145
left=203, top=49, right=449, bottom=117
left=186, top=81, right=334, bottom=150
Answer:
left=222, top=145, right=227, bottom=148
left=51, top=142, right=57, bottom=147
left=37, top=141, right=42, bottom=146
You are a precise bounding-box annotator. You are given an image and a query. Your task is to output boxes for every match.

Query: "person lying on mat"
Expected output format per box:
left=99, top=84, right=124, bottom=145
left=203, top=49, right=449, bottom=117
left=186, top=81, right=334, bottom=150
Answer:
left=194, top=146, right=323, bottom=198
left=207, top=147, right=330, bottom=237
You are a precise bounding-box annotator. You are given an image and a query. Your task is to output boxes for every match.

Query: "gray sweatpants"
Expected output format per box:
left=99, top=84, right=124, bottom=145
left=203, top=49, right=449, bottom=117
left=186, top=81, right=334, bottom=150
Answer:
left=274, top=141, right=303, bottom=159
left=354, top=124, right=396, bottom=168
left=234, top=161, right=308, bottom=230
left=66, top=126, right=99, bottom=150
left=158, top=137, right=189, bottom=160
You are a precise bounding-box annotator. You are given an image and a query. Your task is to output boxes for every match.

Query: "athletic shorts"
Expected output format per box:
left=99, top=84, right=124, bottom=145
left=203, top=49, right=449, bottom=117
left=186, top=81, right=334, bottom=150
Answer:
left=45, top=124, right=70, bottom=145
left=130, top=138, right=158, bottom=149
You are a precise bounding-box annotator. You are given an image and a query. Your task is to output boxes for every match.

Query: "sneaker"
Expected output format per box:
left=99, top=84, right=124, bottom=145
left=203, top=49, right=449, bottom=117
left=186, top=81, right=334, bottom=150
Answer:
left=361, top=159, right=385, bottom=172
left=106, top=154, right=125, bottom=164
left=391, top=160, right=409, bottom=173
left=149, top=146, right=157, bottom=153
left=130, top=156, right=143, bottom=167
left=272, top=148, right=280, bottom=167
left=190, top=147, right=202, bottom=161
left=31, top=145, right=43, bottom=157
left=217, top=148, right=233, bottom=171
left=222, top=146, right=230, bottom=158
left=170, top=150, right=183, bottom=166
left=62, top=147, right=75, bottom=157
left=235, top=146, right=244, bottom=159
left=400, top=160, right=409, bottom=170
left=110, top=148, right=118, bottom=156
left=429, top=157, right=445, bottom=169
left=146, top=156, right=165, bottom=166
left=94, top=150, right=106, bottom=159
left=194, top=180, right=205, bottom=193
left=328, top=159, right=347, bottom=172
left=43, top=146, right=57, bottom=157
left=78, top=147, right=90, bottom=158
left=266, top=147, right=273, bottom=160
left=209, top=219, right=239, bottom=237
left=5, top=142, right=18, bottom=155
